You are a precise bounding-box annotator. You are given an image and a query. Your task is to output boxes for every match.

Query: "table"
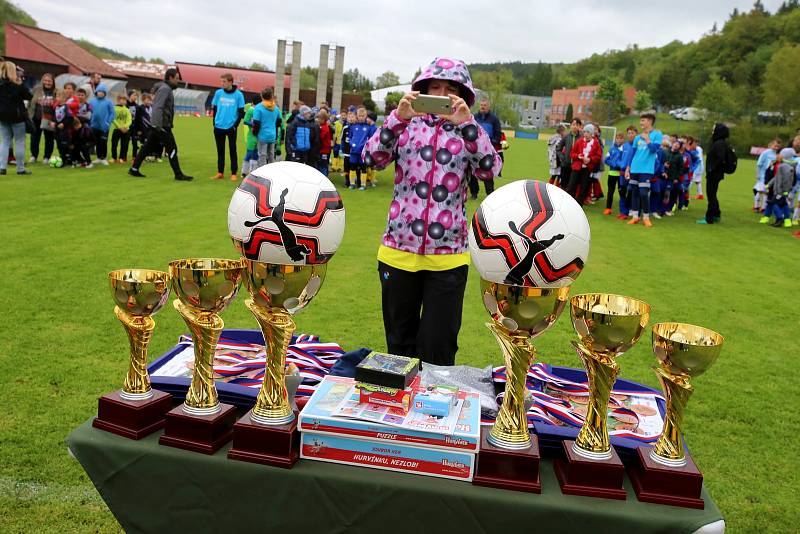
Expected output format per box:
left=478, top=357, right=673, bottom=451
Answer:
left=67, top=420, right=724, bottom=533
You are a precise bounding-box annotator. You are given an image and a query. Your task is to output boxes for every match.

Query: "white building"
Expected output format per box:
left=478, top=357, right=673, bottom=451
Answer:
left=370, top=84, right=412, bottom=113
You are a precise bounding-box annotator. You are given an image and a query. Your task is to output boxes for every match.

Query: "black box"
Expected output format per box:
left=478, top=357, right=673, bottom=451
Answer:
left=355, top=352, right=420, bottom=390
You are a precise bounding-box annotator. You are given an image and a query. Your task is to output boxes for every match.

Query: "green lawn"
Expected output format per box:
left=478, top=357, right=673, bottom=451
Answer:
left=1, top=116, right=797, bottom=532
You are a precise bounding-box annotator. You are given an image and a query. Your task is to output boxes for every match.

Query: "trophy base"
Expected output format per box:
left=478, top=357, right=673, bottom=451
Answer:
left=554, top=440, right=627, bottom=500
left=227, top=408, right=300, bottom=469
left=159, top=402, right=237, bottom=455
left=472, top=427, right=541, bottom=493
left=627, top=446, right=705, bottom=509
left=92, top=389, right=173, bottom=440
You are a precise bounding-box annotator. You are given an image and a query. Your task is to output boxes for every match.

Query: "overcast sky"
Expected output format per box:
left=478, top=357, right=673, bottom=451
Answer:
left=21, top=0, right=784, bottom=81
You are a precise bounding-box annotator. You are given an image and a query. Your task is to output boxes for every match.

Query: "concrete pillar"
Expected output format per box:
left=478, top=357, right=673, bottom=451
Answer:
left=331, top=46, right=345, bottom=113
left=316, top=44, right=329, bottom=107
left=275, top=39, right=286, bottom=111
left=289, top=41, right=302, bottom=107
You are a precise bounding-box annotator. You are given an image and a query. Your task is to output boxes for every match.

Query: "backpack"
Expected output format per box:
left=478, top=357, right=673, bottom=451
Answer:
left=723, top=143, right=737, bottom=174
left=294, top=124, right=311, bottom=152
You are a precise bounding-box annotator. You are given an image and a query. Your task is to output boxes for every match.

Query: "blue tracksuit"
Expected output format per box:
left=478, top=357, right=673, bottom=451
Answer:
left=89, top=84, right=115, bottom=132
left=618, top=141, right=636, bottom=215
left=349, top=122, right=376, bottom=164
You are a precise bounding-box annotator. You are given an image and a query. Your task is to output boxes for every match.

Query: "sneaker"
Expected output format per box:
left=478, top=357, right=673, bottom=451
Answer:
left=16, top=169, right=32, bottom=175
left=371, top=182, right=377, bottom=188
left=210, top=173, right=224, bottom=180
left=156, top=158, right=163, bottom=163
left=84, top=163, right=94, bottom=169
left=652, top=213, right=662, bottom=219
left=99, top=159, right=109, bottom=166
left=759, top=216, right=769, bottom=224
left=627, top=217, right=640, bottom=225
left=695, top=195, right=704, bottom=200
left=643, top=218, right=653, bottom=227
left=603, top=208, right=612, bottom=215
left=0, top=169, right=6, bottom=175
left=680, top=206, right=689, bottom=211
left=752, top=207, right=760, bottom=212
left=43, top=158, right=50, bottom=165
left=28, top=156, right=36, bottom=164
left=793, top=231, right=800, bottom=239
left=771, top=220, right=784, bottom=227
left=664, top=211, right=673, bottom=217
left=348, top=185, right=355, bottom=190
left=793, top=220, right=799, bottom=226
left=175, top=174, right=194, bottom=181
left=616, top=214, right=628, bottom=220
left=358, top=186, right=366, bottom=191
left=784, top=219, right=793, bottom=228
left=230, top=174, right=238, bottom=181
left=696, top=219, right=709, bottom=224
left=714, top=217, right=721, bottom=223
left=128, top=168, right=146, bottom=178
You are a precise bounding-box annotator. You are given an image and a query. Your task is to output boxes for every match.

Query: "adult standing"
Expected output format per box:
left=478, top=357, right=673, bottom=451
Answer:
left=27, top=72, right=56, bottom=164
left=698, top=123, right=733, bottom=225
left=81, top=72, right=101, bottom=96
left=0, top=61, right=32, bottom=175
left=470, top=98, right=502, bottom=199
left=128, top=68, right=193, bottom=181
left=363, top=57, right=502, bottom=365
left=559, top=118, right=582, bottom=188
left=210, top=73, right=245, bottom=181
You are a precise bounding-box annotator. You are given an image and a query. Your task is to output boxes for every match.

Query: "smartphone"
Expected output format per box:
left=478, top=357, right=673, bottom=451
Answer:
left=412, top=95, right=452, bottom=115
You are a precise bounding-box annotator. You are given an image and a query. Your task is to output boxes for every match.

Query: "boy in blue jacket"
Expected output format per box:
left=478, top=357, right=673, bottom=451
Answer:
left=603, top=131, right=625, bottom=215
left=89, top=83, right=115, bottom=165
left=349, top=106, right=376, bottom=190
left=617, top=126, right=637, bottom=219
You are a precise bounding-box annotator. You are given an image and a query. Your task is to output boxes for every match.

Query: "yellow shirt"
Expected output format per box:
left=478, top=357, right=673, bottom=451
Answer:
left=377, top=245, right=470, bottom=272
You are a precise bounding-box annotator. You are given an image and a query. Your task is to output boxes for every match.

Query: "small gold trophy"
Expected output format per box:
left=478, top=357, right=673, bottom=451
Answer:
left=555, top=293, right=650, bottom=500
left=158, top=258, right=244, bottom=454
left=93, top=269, right=173, bottom=439
left=629, top=322, right=723, bottom=508
left=472, top=280, right=570, bottom=493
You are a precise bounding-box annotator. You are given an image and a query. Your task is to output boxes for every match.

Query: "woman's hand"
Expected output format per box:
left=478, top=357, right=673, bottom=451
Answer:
left=396, top=91, right=422, bottom=121
left=442, top=94, right=471, bottom=125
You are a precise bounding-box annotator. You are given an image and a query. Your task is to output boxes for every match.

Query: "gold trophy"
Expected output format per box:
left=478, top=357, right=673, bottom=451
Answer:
left=472, top=280, right=570, bottom=493
left=629, top=322, right=723, bottom=508
left=555, top=293, right=650, bottom=500
left=228, top=260, right=327, bottom=468
left=158, top=258, right=245, bottom=454
left=93, top=269, right=173, bottom=439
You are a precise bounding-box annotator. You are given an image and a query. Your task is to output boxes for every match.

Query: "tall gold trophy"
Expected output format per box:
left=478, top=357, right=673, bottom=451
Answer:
left=628, top=322, right=723, bottom=509
left=228, top=261, right=327, bottom=468
left=554, top=293, right=650, bottom=500
left=93, top=269, right=173, bottom=439
left=158, top=258, right=244, bottom=454
left=472, top=280, right=570, bottom=493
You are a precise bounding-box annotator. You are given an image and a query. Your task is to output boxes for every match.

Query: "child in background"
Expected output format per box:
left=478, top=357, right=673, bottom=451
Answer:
left=761, top=148, right=796, bottom=228
left=664, top=138, right=684, bottom=216
left=331, top=112, right=344, bottom=173
left=252, top=88, right=283, bottom=167
left=687, top=136, right=705, bottom=200
left=53, top=88, right=77, bottom=167
left=126, top=91, right=140, bottom=160
left=349, top=107, right=376, bottom=190
left=111, top=93, right=132, bottom=163
left=341, top=111, right=354, bottom=188
left=617, top=126, right=637, bottom=220
left=316, top=108, right=332, bottom=176
left=74, top=88, right=93, bottom=167
left=241, top=98, right=258, bottom=178
left=548, top=125, right=565, bottom=185
left=649, top=137, right=668, bottom=218
left=754, top=138, right=781, bottom=212
left=89, top=83, right=115, bottom=165
left=603, top=131, right=625, bottom=215
left=589, top=123, right=604, bottom=204
left=365, top=110, right=379, bottom=187
left=677, top=139, right=693, bottom=211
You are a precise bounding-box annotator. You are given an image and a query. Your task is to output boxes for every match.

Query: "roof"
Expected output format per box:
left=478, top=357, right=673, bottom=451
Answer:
left=174, top=62, right=290, bottom=93
left=4, top=23, right=124, bottom=79
left=104, top=59, right=172, bottom=80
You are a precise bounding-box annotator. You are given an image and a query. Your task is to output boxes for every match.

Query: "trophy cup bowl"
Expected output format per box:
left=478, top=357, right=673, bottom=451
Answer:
left=244, top=259, right=326, bottom=315
left=571, top=293, right=651, bottom=359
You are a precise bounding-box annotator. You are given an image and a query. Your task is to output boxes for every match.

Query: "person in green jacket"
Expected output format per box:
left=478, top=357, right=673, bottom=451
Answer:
left=240, top=99, right=258, bottom=178
left=111, top=93, right=133, bottom=162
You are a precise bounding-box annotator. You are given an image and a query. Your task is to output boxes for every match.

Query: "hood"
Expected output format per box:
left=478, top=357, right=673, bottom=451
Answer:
left=262, top=99, right=275, bottom=111
left=779, top=147, right=796, bottom=160
left=711, top=122, right=729, bottom=142
left=411, top=57, right=476, bottom=107
left=94, top=83, right=109, bottom=97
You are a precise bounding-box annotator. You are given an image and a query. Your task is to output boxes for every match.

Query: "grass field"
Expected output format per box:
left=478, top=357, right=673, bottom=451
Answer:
left=1, top=116, right=798, bottom=532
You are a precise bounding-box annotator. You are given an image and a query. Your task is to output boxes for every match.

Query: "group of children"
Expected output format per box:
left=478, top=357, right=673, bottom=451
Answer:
left=754, top=138, right=800, bottom=232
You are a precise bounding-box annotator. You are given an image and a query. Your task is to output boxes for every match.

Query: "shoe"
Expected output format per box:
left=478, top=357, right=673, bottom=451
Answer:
left=230, top=174, right=238, bottom=181
left=793, top=220, right=799, bottom=226
left=616, top=214, right=627, bottom=220
left=28, top=156, right=36, bottom=164
left=16, top=169, right=32, bottom=175
left=627, top=217, right=640, bottom=225
left=210, top=172, right=224, bottom=180
left=696, top=219, right=709, bottom=224
left=43, top=158, right=50, bottom=165
left=652, top=213, right=662, bottom=219
left=696, top=195, right=704, bottom=200
left=241, top=174, right=247, bottom=180
left=752, top=207, right=760, bottom=212
left=0, top=169, right=6, bottom=175
left=84, top=163, right=94, bottom=169
left=664, top=211, right=674, bottom=217
left=371, top=182, right=377, bottom=188
left=793, top=231, right=800, bottom=239
left=784, top=219, right=793, bottom=228
left=759, top=216, right=769, bottom=224
left=120, top=158, right=127, bottom=163
left=643, top=218, right=653, bottom=227
left=99, top=159, right=109, bottom=166
left=175, top=174, right=194, bottom=181
left=603, top=208, right=612, bottom=215
left=128, top=168, right=146, bottom=178
left=348, top=185, right=355, bottom=190
left=156, top=158, right=163, bottom=163
left=358, top=186, right=366, bottom=191
left=771, top=220, right=783, bottom=227
left=680, top=206, right=689, bottom=211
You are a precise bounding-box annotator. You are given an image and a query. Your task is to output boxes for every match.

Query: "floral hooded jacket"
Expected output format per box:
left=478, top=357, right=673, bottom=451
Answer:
left=363, top=57, right=502, bottom=257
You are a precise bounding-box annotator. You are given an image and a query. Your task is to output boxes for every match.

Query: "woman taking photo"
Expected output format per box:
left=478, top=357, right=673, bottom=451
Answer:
left=0, top=61, right=33, bottom=175
left=363, top=57, right=502, bottom=365
left=27, top=72, right=56, bottom=164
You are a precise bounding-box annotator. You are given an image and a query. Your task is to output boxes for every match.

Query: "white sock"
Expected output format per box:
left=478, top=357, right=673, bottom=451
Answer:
left=696, top=182, right=703, bottom=196
left=629, top=210, right=639, bottom=218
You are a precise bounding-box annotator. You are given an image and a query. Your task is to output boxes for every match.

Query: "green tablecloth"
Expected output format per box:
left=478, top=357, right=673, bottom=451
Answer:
left=67, top=419, right=723, bottom=533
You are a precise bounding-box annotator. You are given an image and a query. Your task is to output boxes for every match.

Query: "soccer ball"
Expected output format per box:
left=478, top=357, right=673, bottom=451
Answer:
left=227, top=161, right=346, bottom=265
left=468, top=180, right=590, bottom=288
left=49, top=156, right=63, bottom=168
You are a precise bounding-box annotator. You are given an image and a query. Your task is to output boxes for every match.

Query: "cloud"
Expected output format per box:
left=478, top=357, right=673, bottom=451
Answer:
left=20, top=0, right=784, bottom=81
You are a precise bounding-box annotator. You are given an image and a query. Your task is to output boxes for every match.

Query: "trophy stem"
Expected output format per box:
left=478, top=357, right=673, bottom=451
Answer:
left=115, top=307, right=155, bottom=401
left=651, top=367, right=693, bottom=467
left=573, top=341, right=619, bottom=460
left=174, top=300, right=224, bottom=415
left=487, top=322, right=534, bottom=450
left=247, top=301, right=296, bottom=426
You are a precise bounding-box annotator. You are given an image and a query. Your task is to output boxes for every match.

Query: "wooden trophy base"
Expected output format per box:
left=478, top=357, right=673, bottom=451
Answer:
left=158, top=403, right=237, bottom=455
left=92, top=389, right=173, bottom=440
left=472, top=427, right=541, bottom=493
left=628, top=446, right=705, bottom=509
left=554, top=440, right=627, bottom=500
left=227, top=409, right=300, bottom=469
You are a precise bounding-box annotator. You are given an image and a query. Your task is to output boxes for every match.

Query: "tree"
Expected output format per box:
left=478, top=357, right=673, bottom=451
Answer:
left=343, top=68, right=373, bottom=92
left=593, top=77, right=627, bottom=124
left=375, top=71, right=400, bottom=89
left=471, top=68, right=519, bottom=127
left=215, top=60, right=243, bottom=69
left=412, top=67, right=422, bottom=81
left=300, top=66, right=317, bottom=90
left=635, top=90, right=653, bottom=112
left=763, top=43, right=800, bottom=114
left=565, top=103, right=574, bottom=123
left=249, top=62, right=268, bottom=72
left=694, top=75, right=740, bottom=120
left=384, top=91, right=404, bottom=114
left=362, top=97, right=377, bottom=112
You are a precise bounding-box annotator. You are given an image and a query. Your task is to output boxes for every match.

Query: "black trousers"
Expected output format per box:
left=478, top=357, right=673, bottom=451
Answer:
left=605, top=173, right=618, bottom=209
left=378, top=261, right=468, bottom=366
left=214, top=127, right=238, bottom=174
left=131, top=127, right=183, bottom=176
left=92, top=129, right=109, bottom=160
left=468, top=170, right=495, bottom=198
left=30, top=125, right=55, bottom=159
left=566, top=168, right=591, bottom=201
left=705, top=175, right=722, bottom=223
left=111, top=129, right=130, bottom=160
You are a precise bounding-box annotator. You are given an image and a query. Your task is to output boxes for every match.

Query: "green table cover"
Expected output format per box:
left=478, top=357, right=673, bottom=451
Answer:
left=67, top=420, right=723, bottom=533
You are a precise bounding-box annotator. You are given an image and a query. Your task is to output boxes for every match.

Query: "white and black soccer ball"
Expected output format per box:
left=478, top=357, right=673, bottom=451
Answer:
left=227, top=162, right=345, bottom=265
left=468, top=180, right=589, bottom=288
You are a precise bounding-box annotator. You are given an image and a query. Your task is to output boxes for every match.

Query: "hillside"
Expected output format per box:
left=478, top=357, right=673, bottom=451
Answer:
left=0, top=0, right=36, bottom=55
